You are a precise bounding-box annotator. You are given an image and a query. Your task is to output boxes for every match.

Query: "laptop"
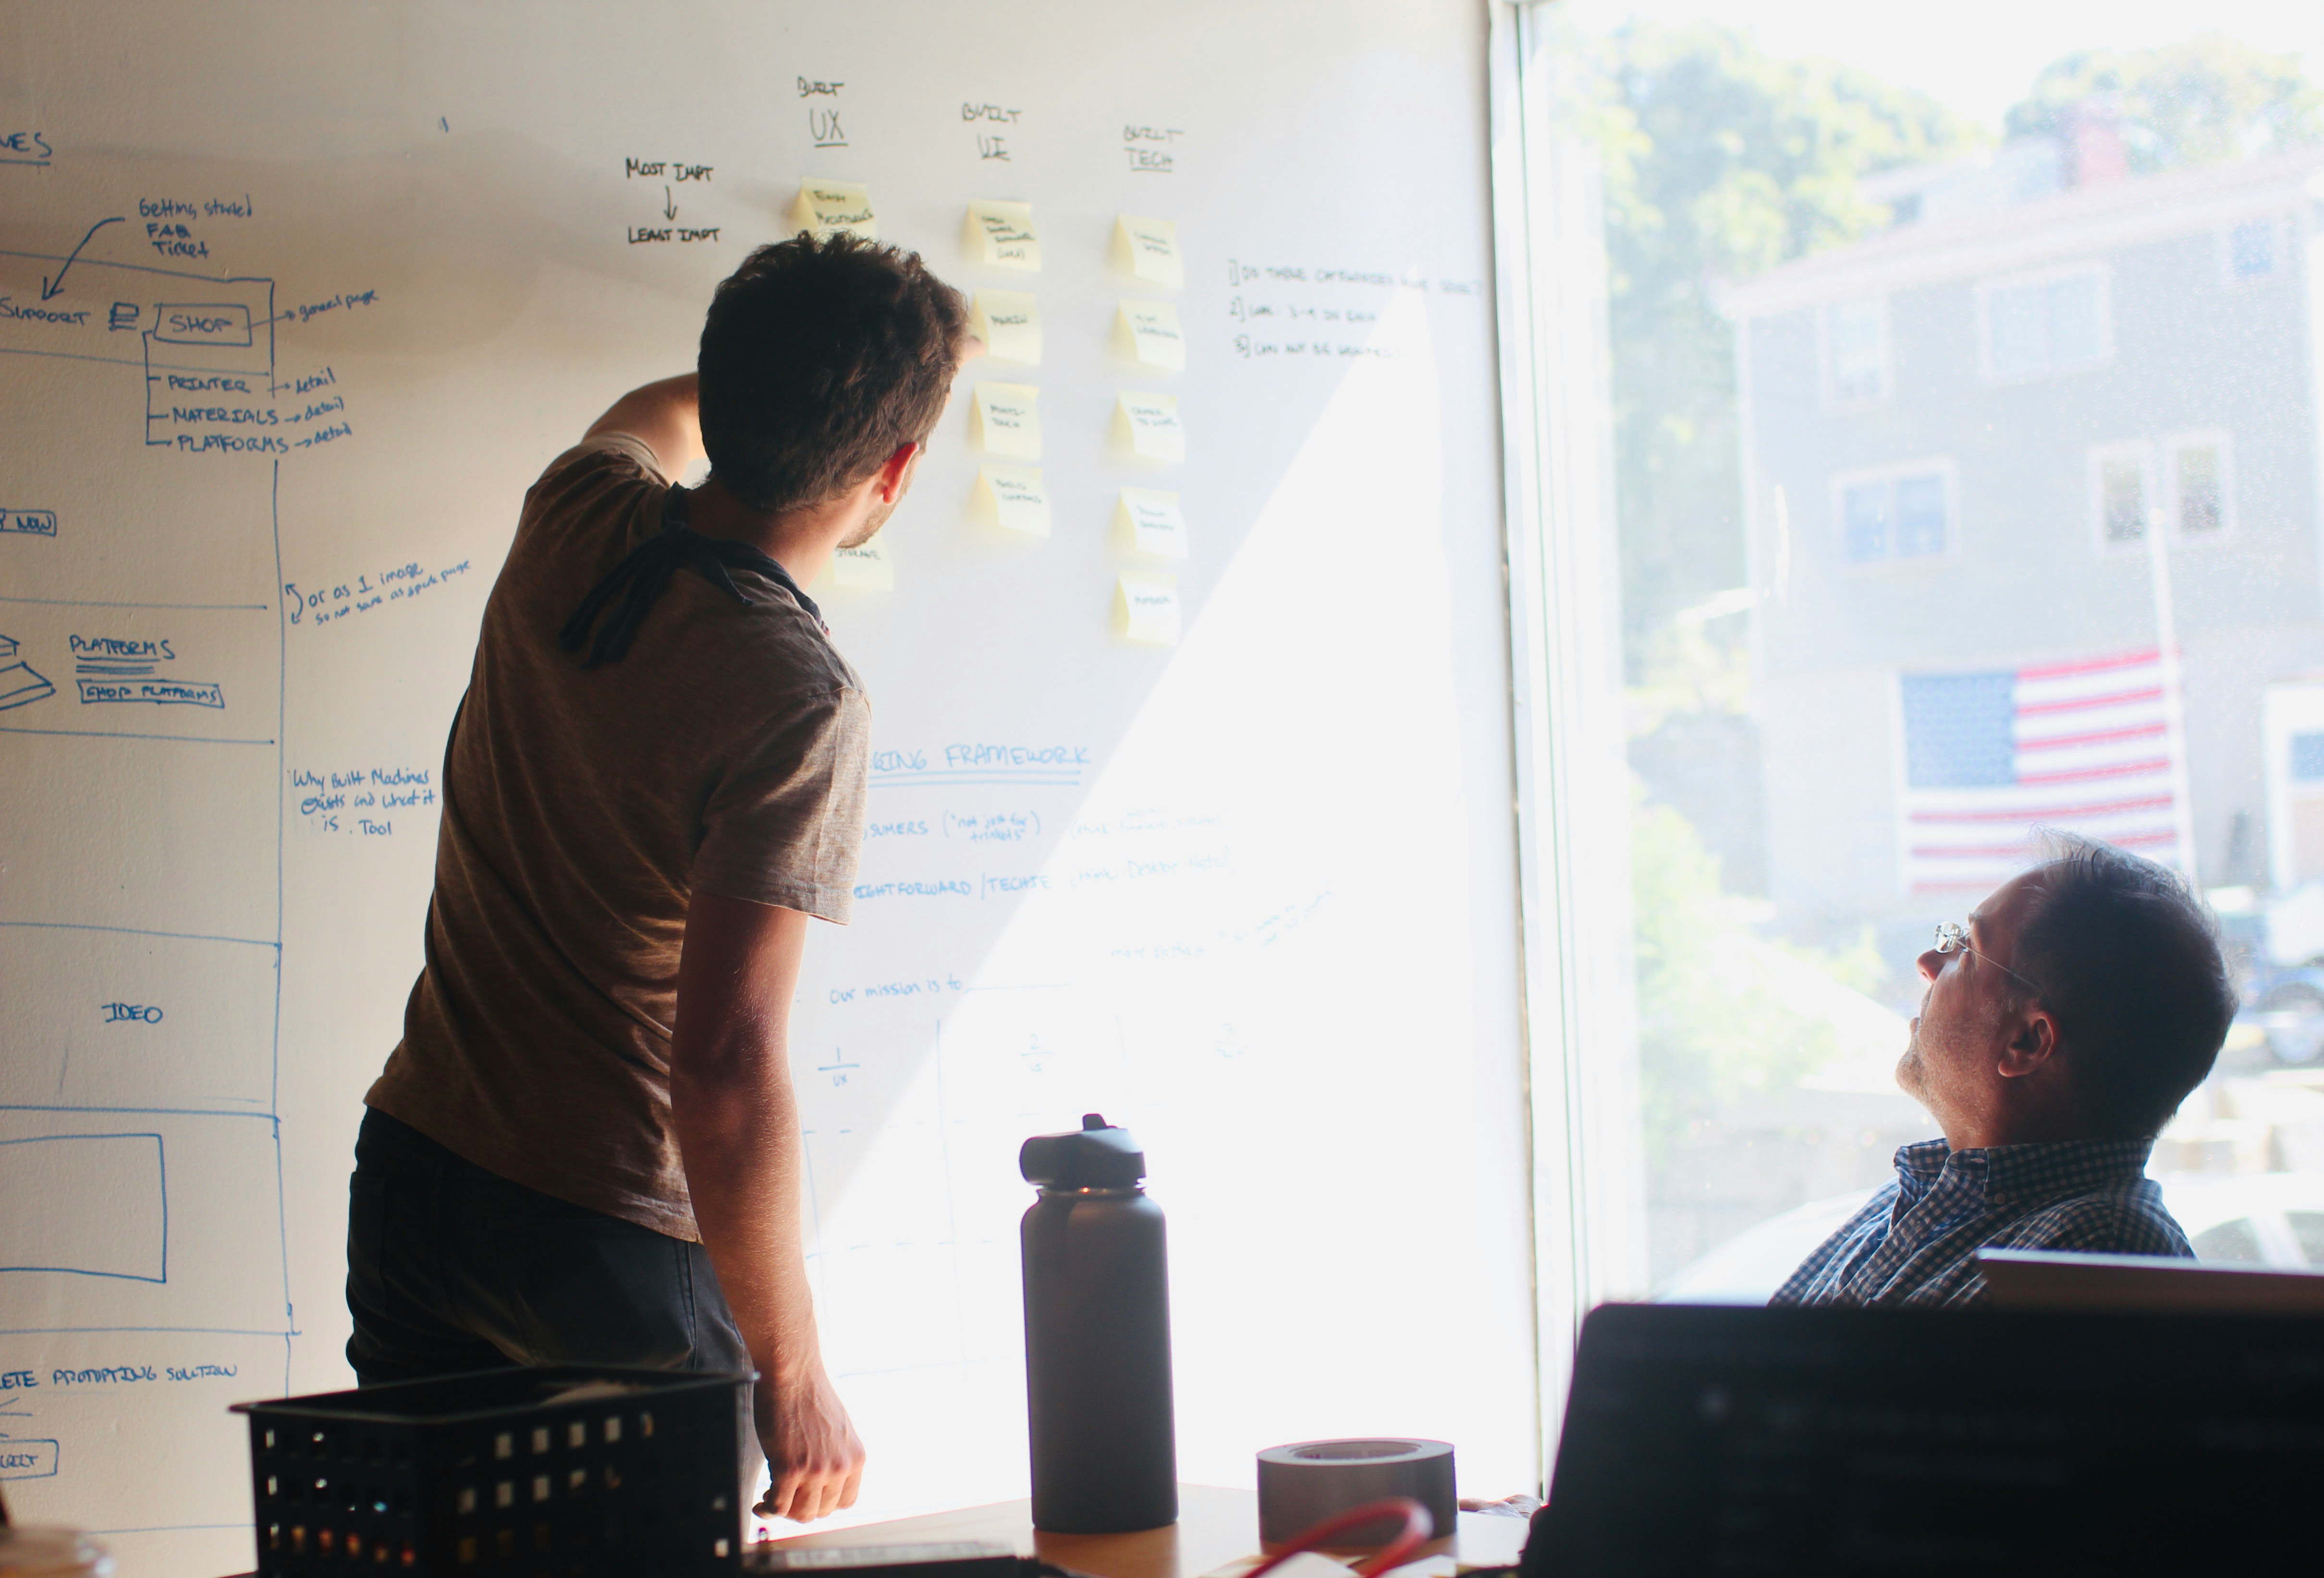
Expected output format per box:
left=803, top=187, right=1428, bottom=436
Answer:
left=1980, top=1247, right=2324, bottom=1312
left=1523, top=1301, right=2324, bottom=1574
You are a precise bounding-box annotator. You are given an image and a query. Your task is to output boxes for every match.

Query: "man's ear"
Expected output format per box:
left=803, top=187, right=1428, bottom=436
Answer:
left=873, top=442, right=919, bottom=503
left=1997, top=1005, right=2059, bottom=1079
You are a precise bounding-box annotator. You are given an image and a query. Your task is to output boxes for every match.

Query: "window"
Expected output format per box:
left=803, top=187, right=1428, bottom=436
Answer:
left=1981, top=265, right=2109, bottom=381
left=1512, top=4, right=2324, bottom=1373
left=2089, top=443, right=2153, bottom=548
left=2291, top=733, right=2324, bottom=784
left=2226, top=217, right=2279, bottom=281
left=2166, top=433, right=2231, bottom=538
left=1837, top=464, right=1950, bottom=565
left=1823, top=297, right=1890, bottom=407
left=2091, top=435, right=2231, bottom=549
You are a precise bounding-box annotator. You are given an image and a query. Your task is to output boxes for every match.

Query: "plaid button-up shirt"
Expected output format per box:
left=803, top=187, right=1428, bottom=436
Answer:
left=1770, top=1136, right=2191, bottom=1308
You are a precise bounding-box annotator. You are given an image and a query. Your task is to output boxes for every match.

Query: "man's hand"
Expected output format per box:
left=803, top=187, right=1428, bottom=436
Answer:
left=671, top=892, right=865, bottom=1523
left=755, top=1356, right=866, bottom=1522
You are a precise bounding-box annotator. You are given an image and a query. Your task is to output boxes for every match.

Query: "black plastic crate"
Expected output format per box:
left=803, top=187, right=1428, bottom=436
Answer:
left=232, top=1365, right=751, bottom=1577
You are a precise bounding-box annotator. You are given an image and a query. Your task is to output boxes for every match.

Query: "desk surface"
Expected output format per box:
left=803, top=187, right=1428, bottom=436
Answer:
left=756, top=1486, right=1529, bottom=1578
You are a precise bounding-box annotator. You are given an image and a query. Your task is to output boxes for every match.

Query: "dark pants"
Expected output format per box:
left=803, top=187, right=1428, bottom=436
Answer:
left=346, top=1107, right=749, bottom=1386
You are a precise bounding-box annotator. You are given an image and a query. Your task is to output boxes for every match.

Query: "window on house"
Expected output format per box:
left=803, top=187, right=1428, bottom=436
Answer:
left=1825, top=297, right=1889, bottom=406
left=2291, top=733, right=2324, bottom=784
left=1985, top=268, right=2107, bottom=379
left=2094, top=448, right=2150, bottom=546
left=2228, top=218, right=2278, bottom=280
left=2170, top=437, right=2227, bottom=536
left=1839, top=468, right=1948, bottom=564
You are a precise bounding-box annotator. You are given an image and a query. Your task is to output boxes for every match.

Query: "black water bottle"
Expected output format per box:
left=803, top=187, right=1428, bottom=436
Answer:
left=1019, top=1113, right=1177, bottom=1533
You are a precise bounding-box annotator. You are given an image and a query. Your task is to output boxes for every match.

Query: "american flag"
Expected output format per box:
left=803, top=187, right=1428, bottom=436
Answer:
left=1899, top=647, right=2184, bottom=892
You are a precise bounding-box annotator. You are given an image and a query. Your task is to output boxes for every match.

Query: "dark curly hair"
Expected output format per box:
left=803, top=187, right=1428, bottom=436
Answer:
left=697, top=233, right=969, bottom=516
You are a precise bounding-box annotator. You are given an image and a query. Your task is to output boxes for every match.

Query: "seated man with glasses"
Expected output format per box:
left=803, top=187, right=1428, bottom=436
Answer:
left=1773, top=834, right=2237, bottom=1308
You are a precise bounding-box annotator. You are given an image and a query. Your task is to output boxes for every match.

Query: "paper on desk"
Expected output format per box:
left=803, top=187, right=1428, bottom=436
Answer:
left=1202, top=1558, right=1461, bottom=1578
left=1201, top=1557, right=1357, bottom=1578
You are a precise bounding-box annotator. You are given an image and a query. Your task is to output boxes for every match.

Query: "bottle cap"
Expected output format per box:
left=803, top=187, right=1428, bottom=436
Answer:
left=1020, top=1113, right=1147, bottom=1188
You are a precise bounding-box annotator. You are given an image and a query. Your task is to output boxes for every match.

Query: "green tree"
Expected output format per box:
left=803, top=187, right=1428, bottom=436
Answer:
left=1631, top=795, right=1838, bottom=1166
left=1583, top=24, right=1972, bottom=680
left=2007, top=33, right=2324, bottom=172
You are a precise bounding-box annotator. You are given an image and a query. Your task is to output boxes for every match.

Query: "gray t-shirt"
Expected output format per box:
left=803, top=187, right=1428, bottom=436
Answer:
left=367, top=435, right=869, bottom=1239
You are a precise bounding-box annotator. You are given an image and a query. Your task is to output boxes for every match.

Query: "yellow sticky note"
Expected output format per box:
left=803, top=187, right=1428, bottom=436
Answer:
left=973, top=291, right=1042, bottom=366
left=1114, top=392, right=1184, bottom=464
left=1115, top=301, right=1185, bottom=371
left=791, top=180, right=877, bottom=240
left=831, top=535, right=893, bottom=590
left=964, top=200, right=1040, bottom=271
left=1115, top=215, right=1183, bottom=290
left=1115, top=573, right=1182, bottom=645
left=975, top=465, right=1051, bottom=537
left=1115, top=488, right=1187, bottom=559
left=973, top=383, right=1042, bottom=459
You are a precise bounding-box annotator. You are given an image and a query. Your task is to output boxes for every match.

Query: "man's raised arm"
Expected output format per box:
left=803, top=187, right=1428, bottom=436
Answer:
left=670, top=891, right=866, bottom=1523
left=586, top=373, right=705, bottom=478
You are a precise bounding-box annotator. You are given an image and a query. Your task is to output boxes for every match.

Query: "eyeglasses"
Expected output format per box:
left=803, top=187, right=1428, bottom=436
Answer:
left=1933, top=921, right=2042, bottom=995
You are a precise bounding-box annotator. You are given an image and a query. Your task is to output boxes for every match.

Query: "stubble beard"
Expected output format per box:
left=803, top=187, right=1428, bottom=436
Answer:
left=1896, top=1021, right=1926, bottom=1102
left=839, top=501, right=894, bottom=552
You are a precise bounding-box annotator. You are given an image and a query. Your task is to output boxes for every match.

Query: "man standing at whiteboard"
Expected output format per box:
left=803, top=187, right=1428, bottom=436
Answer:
left=350, top=234, right=971, bottom=1523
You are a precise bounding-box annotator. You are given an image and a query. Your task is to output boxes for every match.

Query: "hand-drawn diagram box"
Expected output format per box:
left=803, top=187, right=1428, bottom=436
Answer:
left=151, top=304, right=253, bottom=348
left=0, top=1110, right=283, bottom=1332
left=74, top=677, right=225, bottom=708
left=0, top=1439, right=61, bottom=1482
left=0, top=1133, right=165, bottom=1281
left=0, top=927, right=273, bottom=1110
left=0, top=567, right=274, bottom=741
left=139, top=279, right=275, bottom=457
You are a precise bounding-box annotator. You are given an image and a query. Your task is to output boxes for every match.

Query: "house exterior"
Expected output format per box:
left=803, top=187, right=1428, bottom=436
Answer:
left=1722, top=142, right=2324, bottom=935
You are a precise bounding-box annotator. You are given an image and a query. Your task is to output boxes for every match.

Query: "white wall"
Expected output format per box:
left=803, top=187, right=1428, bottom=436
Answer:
left=0, top=4, right=1535, bottom=1572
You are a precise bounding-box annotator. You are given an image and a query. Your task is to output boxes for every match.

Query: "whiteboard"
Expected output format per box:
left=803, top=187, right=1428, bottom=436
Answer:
left=0, top=4, right=1533, bottom=1571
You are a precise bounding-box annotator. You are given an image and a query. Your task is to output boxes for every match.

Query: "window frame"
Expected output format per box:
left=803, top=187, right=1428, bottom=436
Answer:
left=2219, top=214, right=2286, bottom=287
left=1819, top=293, right=1893, bottom=413
left=2087, top=439, right=2157, bottom=556
left=1829, top=455, right=1962, bottom=573
left=1489, top=0, right=1652, bottom=1488
left=2290, top=730, right=2324, bottom=786
left=2162, top=427, right=2236, bottom=544
left=1975, top=259, right=2115, bottom=385
left=2085, top=432, right=2236, bottom=552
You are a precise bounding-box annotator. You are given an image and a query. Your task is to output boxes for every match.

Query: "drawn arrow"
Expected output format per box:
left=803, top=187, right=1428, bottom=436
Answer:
left=41, top=216, right=125, bottom=301
left=662, top=185, right=678, bottom=221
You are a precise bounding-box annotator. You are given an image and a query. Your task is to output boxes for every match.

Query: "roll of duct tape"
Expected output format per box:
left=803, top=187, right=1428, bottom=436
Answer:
left=1255, top=1439, right=1457, bottom=1549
